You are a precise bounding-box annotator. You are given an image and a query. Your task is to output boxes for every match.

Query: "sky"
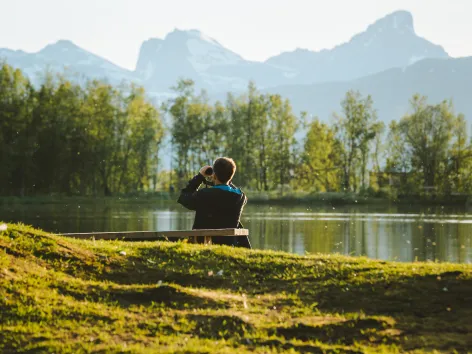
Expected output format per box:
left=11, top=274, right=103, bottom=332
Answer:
left=0, top=0, right=470, bottom=70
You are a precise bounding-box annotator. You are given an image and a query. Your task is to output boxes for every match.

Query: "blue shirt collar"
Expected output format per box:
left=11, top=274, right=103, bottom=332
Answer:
left=212, top=184, right=242, bottom=195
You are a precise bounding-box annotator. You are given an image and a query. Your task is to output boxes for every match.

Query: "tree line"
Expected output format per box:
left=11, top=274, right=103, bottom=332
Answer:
left=1, top=62, right=470, bottom=198
left=0, top=63, right=164, bottom=196
left=164, top=80, right=298, bottom=192
left=166, top=81, right=471, bottom=198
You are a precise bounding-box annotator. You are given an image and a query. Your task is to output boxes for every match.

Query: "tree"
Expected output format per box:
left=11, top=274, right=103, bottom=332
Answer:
left=166, top=79, right=229, bottom=188
left=267, top=95, right=299, bottom=192
left=447, top=113, right=472, bottom=193
left=0, top=63, right=35, bottom=196
left=225, top=83, right=267, bottom=189
left=296, top=119, right=342, bottom=192
left=0, top=63, right=164, bottom=197
left=391, top=95, right=464, bottom=195
left=122, top=85, right=164, bottom=193
left=226, top=83, right=300, bottom=191
left=333, top=91, right=380, bottom=192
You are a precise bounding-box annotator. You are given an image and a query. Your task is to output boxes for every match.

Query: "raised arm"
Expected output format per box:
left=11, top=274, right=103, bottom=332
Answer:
left=177, top=166, right=213, bottom=210
left=177, top=173, right=205, bottom=210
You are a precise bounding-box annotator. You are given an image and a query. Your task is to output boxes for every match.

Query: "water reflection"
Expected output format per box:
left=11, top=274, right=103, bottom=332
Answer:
left=1, top=202, right=471, bottom=263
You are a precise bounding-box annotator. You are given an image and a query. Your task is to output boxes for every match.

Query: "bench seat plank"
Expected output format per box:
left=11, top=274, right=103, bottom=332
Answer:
left=61, top=228, right=249, bottom=240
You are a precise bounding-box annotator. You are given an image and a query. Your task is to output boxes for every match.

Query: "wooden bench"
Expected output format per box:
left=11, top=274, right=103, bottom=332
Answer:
left=61, top=228, right=251, bottom=248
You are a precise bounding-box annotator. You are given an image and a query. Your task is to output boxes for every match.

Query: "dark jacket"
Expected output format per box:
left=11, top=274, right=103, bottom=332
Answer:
left=177, top=174, right=249, bottom=247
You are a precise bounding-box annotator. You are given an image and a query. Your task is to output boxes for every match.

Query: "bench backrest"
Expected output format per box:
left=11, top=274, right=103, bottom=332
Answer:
left=61, top=228, right=249, bottom=240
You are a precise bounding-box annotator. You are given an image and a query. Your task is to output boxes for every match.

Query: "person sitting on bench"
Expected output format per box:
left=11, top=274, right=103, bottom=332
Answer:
left=177, top=157, right=249, bottom=248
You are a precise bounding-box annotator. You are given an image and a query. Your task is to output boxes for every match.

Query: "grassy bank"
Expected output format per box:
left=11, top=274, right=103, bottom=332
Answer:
left=1, top=223, right=472, bottom=353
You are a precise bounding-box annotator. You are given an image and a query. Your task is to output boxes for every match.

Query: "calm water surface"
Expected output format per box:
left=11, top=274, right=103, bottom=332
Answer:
left=1, top=201, right=471, bottom=263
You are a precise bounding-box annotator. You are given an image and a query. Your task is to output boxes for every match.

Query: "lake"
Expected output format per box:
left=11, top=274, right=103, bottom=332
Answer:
left=1, top=200, right=471, bottom=263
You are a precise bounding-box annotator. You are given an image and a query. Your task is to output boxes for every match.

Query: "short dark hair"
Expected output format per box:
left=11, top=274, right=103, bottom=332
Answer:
left=213, top=157, right=236, bottom=183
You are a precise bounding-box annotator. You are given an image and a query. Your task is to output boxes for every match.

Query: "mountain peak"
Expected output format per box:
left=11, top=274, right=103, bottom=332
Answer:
left=39, top=40, right=83, bottom=55
left=368, top=10, right=415, bottom=34
left=135, top=38, right=164, bottom=77
left=54, top=39, right=78, bottom=47
left=165, top=28, right=221, bottom=47
left=266, top=9, right=448, bottom=84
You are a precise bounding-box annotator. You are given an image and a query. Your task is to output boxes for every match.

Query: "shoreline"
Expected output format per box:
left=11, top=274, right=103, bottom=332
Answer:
left=0, top=193, right=469, bottom=207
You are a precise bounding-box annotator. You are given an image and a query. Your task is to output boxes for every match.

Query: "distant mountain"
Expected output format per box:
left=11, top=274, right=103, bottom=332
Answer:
left=260, top=57, right=472, bottom=126
left=134, top=29, right=290, bottom=94
left=0, top=10, right=457, bottom=99
left=266, top=10, right=449, bottom=84
left=0, top=40, right=137, bottom=86
left=138, top=11, right=449, bottom=94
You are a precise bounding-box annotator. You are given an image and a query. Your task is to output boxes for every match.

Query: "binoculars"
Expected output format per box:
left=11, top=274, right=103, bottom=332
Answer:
left=205, top=167, right=213, bottom=175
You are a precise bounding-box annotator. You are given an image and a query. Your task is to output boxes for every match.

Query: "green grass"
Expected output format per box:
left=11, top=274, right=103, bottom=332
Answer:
left=1, top=223, right=472, bottom=353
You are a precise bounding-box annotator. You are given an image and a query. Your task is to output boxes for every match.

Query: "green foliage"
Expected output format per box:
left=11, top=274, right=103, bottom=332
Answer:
left=266, top=94, right=299, bottom=192
left=296, top=119, right=342, bottom=192
left=166, top=81, right=300, bottom=191
left=333, top=91, right=383, bottom=192
left=165, top=80, right=227, bottom=188
left=0, top=63, right=164, bottom=196
left=1, top=63, right=472, bottom=199
left=0, top=64, right=36, bottom=196
left=388, top=95, right=471, bottom=196
left=1, top=223, right=472, bottom=352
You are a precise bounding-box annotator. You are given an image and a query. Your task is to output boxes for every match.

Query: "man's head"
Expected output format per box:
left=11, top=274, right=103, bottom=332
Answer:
left=213, top=157, right=236, bottom=184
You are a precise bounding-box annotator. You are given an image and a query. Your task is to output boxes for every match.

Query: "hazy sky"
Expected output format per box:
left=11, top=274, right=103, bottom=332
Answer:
left=1, top=0, right=469, bottom=70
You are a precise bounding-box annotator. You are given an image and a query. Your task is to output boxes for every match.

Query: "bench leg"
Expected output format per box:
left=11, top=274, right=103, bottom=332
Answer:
left=188, top=236, right=248, bottom=247
left=188, top=236, right=211, bottom=245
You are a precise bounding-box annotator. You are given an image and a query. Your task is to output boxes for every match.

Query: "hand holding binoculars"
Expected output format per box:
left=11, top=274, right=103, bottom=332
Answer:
left=200, top=165, right=213, bottom=177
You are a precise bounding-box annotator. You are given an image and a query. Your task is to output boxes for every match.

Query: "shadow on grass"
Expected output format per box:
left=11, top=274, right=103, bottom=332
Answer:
left=303, top=272, right=472, bottom=351
left=312, top=271, right=472, bottom=317
left=276, top=318, right=395, bottom=346
left=96, top=246, right=301, bottom=293
left=248, top=339, right=363, bottom=354
left=185, top=314, right=254, bottom=339
left=54, top=283, right=228, bottom=310
left=133, top=313, right=254, bottom=341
